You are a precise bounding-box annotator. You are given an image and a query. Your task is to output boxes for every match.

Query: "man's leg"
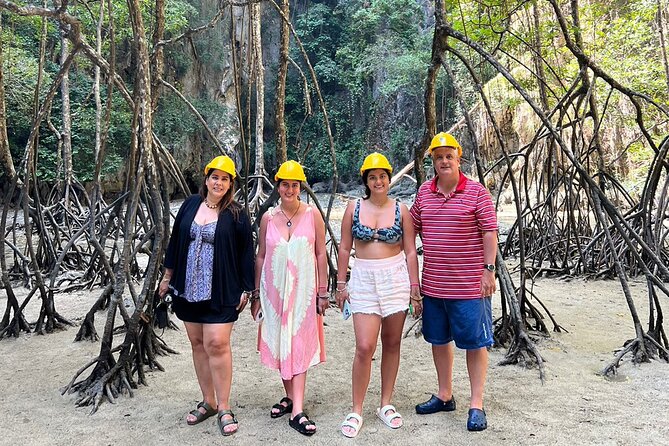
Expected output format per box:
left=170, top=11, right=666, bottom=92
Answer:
left=466, top=347, right=488, bottom=410
left=433, top=342, right=454, bottom=402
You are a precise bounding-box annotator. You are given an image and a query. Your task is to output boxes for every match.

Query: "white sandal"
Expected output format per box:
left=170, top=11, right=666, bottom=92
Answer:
left=341, top=412, right=363, bottom=438
left=377, top=404, right=403, bottom=429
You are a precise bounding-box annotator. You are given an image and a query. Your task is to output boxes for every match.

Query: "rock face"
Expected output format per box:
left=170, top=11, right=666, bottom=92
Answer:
left=174, top=0, right=247, bottom=182
left=311, top=181, right=329, bottom=193
left=389, top=179, right=415, bottom=199
left=160, top=1, right=282, bottom=190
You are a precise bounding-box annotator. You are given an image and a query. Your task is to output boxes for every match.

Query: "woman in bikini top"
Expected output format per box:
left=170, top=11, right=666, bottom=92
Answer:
left=350, top=199, right=402, bottom=244
left=334, top=152, right=421, bottom=438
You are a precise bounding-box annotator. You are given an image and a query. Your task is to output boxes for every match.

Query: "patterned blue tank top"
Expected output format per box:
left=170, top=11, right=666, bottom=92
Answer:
left=183, top=221, right=216, bottom=302
left=351, top=199, right=402, bottom=244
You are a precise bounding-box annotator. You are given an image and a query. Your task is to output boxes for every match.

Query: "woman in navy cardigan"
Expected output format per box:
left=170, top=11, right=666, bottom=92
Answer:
left=159, top=155, right=254, bottom=436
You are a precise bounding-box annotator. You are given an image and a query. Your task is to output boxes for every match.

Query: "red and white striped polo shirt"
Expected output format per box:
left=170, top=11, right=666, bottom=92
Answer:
left=410, top=173, right=498, bottom=299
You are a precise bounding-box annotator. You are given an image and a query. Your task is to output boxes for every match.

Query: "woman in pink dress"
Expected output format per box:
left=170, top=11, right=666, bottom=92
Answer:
left=251, top=160, right=328, bottom=436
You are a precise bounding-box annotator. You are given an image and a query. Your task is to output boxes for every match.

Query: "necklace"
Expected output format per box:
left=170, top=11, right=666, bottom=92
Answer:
left=279, top=203, right=300, bottom=227
left=204, top=198, right=219, bottom=209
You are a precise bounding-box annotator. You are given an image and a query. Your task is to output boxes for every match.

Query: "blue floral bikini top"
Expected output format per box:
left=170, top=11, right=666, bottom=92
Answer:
left=351, top=199, right=402, bottom=244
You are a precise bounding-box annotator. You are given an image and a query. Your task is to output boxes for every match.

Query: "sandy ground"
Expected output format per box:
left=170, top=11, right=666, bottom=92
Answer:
left=1, top=276, right=668, bottom=446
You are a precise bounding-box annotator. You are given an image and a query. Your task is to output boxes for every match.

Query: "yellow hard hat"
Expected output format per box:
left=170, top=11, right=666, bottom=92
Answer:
left=360, top=152, right=393, bottom=176
left=428, top=132, right=462, bottom=157
left=204, top=155, right=236, bottom=179
left=275, top=160, right=307, bottom=182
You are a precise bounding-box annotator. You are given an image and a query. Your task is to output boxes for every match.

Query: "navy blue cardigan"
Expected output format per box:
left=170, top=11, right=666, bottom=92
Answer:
left=164, top=195, right=254, bottom=310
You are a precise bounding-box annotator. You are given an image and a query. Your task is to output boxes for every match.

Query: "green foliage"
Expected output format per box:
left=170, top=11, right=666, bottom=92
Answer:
left=103, top=0, right=196, bottom=44
left=579, top=0, right=667, bottom=102
left=153, top=93, right=230, bottom=151
left=154, top=93, right=200, bottom=146
left=38, top=74, right=133, bottom=182
left=378, top=47, right=431, bottom=97
left=335, top=0, right=425, bottom=96
left=288, top=0, right=433, bottom=183
left=3, top=0, right=667, bottom=190
left=2, top=28, right=53, bottom=160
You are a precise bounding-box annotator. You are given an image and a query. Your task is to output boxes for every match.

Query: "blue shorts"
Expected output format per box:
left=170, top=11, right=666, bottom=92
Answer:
left=422, top=296, right=493, bottom=349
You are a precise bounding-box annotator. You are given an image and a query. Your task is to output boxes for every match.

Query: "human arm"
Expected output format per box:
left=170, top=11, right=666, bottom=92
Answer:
left=335, top=201, right=354, bottom=310
left=401, top=203, right=422, bottom=317
left=251, top=213, right=269, bottom=320
left=475, top=187, right=499, bottom=298
left=480, top=230, right=498, bottom=297
left=158, top=268, right=173, bottom=298
left=409, top=192, right=422, bottom=235
left=313, top=207, right=329, bottom=315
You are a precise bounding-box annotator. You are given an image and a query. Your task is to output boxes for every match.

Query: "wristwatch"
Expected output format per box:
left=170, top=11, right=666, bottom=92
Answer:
left=483, top=263, right=496, bottom=272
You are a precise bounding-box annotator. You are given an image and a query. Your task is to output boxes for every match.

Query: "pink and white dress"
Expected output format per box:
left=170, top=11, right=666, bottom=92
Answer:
left=258, top=205, right=326, bottom=380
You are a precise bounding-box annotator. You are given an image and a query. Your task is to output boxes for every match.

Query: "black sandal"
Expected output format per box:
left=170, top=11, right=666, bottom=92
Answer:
left=289, top=411, right=316, bottom=436
left=271, top=397, right=293, bottom=418
left=186, top=401, right=217, bottom=425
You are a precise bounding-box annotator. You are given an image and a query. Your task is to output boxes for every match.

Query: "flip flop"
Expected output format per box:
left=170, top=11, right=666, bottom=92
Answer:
left=341, top=412, right=363, bottom=438
left=217, top=410, right=239, bottom=436
left=186, top=401, right=217, bottom=426
left=288, top=411, right=316, bottom=436
left=376, top=404, right=403, bottom=429
left=270, top=397, right=293, bottom=418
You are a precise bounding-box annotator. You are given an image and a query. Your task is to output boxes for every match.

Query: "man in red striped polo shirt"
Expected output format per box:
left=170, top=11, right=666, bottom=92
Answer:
left=410, top=132, right=498, bottom=432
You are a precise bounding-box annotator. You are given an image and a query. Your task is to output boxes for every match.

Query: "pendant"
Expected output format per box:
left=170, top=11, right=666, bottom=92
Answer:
left=287, top=221, right=292, bottom=227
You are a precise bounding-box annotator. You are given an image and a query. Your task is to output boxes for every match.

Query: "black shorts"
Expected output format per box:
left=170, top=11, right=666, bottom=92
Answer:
left=172, top=297, right=239, bottom=324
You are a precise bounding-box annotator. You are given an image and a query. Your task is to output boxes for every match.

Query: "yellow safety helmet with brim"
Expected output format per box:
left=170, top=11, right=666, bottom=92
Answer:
left=204, top=155, right=236, bottom=179
left=360, top=152, right=393, bottom=176
left=275, top=160, right=307, bottom=182
left=428, top=132, right=462, bottom=157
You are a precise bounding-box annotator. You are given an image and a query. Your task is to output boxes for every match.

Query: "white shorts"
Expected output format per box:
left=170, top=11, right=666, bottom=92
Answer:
left=348, top=252, right=410, bottom=318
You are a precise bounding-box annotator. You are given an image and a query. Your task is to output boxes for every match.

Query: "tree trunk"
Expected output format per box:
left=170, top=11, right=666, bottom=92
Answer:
left=417, top=0, right=447, bottom=187
left=60, top=27, right=73, bottom=206
left=531, top=1, right=550, bottom=112
left=0, top=15, right=15, bottom=185
left=657, top=0, right=669, bottom=94
left=275, top=0, right=289, bottom=164
left=150, top=0, right=165, bottom=112
left=252, top=2, right=265, bottom=173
